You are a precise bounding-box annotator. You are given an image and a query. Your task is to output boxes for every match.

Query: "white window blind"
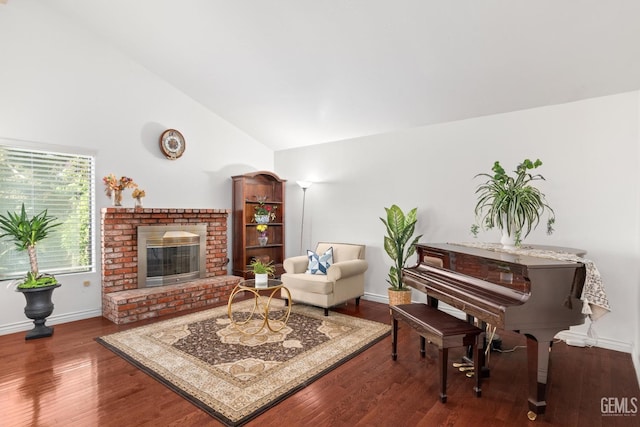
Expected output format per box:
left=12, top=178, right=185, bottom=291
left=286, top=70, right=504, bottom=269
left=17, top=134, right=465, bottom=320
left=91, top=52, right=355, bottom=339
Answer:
left=0, top=144, right=94, bottom=280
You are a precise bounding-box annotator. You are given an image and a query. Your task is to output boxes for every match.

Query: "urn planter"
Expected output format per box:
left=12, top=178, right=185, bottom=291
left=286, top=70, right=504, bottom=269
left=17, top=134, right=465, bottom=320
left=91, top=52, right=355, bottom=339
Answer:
left=0, top=203, right=62, bottom=340
left=17, top=283, right=61, bottom=340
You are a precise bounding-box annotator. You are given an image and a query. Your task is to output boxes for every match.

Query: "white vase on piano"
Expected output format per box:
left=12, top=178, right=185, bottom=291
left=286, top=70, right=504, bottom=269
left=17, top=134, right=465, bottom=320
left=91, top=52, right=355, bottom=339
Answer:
left=500, top=228, right=517, bottom=249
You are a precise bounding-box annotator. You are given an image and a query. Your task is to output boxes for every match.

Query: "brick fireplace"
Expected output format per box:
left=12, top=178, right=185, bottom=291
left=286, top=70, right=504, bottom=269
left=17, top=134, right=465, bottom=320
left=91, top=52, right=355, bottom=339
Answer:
left=101, top=208, right=241, bottom=324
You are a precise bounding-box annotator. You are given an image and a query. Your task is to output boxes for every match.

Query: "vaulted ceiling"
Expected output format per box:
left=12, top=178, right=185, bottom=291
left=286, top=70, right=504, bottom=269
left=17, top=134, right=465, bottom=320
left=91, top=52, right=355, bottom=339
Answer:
left=44, top=0, right=640, bottom=151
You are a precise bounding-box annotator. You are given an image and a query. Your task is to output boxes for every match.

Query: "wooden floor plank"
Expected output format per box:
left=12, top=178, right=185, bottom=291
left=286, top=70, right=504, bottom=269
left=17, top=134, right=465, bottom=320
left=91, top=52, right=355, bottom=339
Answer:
left=0, top=299, right=638, bottom=426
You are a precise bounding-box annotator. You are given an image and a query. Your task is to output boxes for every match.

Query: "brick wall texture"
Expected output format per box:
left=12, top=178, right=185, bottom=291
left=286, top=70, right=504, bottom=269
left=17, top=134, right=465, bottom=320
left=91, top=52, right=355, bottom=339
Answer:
left=101, top=208, right=240, bottom=324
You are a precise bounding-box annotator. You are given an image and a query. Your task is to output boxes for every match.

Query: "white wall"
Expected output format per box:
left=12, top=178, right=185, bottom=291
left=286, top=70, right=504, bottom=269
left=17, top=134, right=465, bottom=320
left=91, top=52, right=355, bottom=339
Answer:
left=2, top=1, right=638, bottom=383
left=0, top=1, right=273, bottom=333
left=636, top=92, right=640, bottom=378
left=276, top=92, right=640, bottom=367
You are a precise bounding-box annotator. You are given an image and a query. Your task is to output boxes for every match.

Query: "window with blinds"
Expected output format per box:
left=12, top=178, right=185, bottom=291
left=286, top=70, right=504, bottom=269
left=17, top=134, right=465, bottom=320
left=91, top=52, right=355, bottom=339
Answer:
left=0, top=144, right=95, bottom=280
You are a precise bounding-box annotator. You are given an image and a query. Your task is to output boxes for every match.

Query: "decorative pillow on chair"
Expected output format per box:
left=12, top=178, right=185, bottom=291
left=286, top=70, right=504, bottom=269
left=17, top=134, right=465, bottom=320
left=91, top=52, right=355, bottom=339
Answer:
left=306, top=247, right=333, bottom=275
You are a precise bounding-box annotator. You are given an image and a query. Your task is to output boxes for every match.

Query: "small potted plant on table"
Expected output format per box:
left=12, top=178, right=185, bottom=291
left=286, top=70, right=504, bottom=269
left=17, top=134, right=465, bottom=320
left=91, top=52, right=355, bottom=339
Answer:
left=0, top=203, right=62, bottom=339
left=250, top=258, right=276, bottom=288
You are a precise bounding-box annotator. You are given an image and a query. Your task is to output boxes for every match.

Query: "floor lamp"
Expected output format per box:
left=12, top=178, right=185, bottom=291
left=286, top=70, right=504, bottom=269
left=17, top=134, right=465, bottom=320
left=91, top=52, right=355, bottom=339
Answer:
left=297, top=181, right=313, bottom=254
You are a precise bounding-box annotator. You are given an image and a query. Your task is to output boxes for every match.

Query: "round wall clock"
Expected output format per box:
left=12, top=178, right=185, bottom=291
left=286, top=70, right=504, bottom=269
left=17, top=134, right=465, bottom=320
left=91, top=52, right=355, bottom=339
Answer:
left=159, top=129, right=186, bottom=160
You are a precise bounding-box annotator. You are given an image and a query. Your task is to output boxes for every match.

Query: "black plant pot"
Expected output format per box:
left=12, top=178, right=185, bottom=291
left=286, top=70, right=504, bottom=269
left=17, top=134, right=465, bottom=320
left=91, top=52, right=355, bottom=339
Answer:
left=17, top=283, right=61, bottom=340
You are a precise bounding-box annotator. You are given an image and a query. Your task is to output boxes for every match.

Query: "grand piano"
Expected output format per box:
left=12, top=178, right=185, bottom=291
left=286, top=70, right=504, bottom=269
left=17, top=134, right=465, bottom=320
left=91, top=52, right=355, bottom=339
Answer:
left=402, top=243, right=587, bottom=420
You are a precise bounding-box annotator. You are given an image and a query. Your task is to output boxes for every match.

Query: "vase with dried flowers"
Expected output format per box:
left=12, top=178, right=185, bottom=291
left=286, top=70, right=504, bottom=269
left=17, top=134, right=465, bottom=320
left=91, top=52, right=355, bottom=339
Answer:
left=132, top=189, right=145, bottom=208
left=256, top=224, right=268, bottom=246
left=103, top=174, right=138, bottom=207
left=254, top=195, right=277, bottom=224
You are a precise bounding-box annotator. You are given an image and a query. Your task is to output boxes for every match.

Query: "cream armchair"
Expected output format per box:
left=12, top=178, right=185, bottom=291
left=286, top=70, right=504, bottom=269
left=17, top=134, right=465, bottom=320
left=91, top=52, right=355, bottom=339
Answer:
left=281, top=242, right=368, bottom=316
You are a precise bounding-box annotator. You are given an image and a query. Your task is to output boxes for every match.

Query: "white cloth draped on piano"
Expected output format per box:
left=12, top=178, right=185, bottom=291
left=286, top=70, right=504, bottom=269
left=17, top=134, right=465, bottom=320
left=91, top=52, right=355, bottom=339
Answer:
left=453, top=243, right=611, bottom=322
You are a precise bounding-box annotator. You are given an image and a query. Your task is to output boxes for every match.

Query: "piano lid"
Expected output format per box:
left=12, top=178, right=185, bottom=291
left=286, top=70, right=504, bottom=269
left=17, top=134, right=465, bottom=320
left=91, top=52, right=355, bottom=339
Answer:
left=420, top=243, right=585, bottom=270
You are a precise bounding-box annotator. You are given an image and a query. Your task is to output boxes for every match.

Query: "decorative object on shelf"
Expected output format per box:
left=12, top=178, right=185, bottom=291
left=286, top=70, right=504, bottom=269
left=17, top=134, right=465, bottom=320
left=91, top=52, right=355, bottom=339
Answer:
left=297, top=181, right=313, bottom=254
left=250, top=258, right=275, bottom=288
left=471, top=158, right=555, bottom=248
left=257, top=224, right=268, bottom=246
left=132, top=188, right=145, bottom=208
left=256, top=254, right=270, bottom=264
left=103, top=174, right=138, bottom=207
left=254, top=214, right=269, bottom=224
left=0, top=203, right=62, bottom=339
left=254, top=195, right=277, bottom=223
left=159, top=129, right=186, bottom=160
left=380, top=205, right=422, bottom=306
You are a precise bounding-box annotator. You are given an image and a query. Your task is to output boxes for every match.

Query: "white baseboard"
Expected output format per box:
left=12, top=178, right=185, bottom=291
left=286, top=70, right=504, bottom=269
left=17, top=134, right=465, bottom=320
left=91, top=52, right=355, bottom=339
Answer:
left=555, top=330, right=632, bottom=354
left=0, top=308, right=102, bottom=336
left=362, top=292, right=389, bottom=304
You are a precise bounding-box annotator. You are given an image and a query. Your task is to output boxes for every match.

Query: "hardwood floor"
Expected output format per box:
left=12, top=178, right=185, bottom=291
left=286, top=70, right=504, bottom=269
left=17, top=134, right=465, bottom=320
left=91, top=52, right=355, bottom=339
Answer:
left=1, top=299, right=638, bottom=426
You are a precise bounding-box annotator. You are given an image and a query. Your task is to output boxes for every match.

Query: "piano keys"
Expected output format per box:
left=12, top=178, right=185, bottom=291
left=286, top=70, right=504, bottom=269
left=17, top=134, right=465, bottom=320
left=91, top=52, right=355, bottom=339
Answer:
left=402, top=243, right=586, bottom=420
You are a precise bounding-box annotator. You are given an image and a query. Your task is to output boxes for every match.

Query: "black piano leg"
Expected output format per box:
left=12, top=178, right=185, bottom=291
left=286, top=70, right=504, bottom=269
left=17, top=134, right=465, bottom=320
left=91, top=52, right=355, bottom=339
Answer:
left=466, top=315, right=476, bottom=359
left=427, top=296, right=438, bottom=308
left=473, top=336, right=482, bottom=397
left=391, top=317, right=398, bottom=360
left=439, top=347, right=448, bottom=403
left=525, top=334, right=553, bottom=421
left=462, top=317, right=490, bottom=378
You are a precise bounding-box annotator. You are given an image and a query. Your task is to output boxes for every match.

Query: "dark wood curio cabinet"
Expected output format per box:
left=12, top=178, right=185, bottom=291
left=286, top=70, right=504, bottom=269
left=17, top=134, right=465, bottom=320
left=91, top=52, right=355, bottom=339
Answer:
left=232, top=171, right=286, bottom=278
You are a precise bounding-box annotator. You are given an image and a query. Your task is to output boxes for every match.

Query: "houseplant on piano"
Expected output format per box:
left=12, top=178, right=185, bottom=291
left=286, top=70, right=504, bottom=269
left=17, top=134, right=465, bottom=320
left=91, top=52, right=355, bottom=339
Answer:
left=380, top=205, right=423, bottom=306
left=0, top=203, right=62, bottom=339
left=472, top=158, right=555, bottom=248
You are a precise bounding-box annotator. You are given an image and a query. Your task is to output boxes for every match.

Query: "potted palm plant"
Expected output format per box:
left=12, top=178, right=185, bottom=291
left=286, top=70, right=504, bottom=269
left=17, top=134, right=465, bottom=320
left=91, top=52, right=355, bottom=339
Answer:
left=472, top=158, right=555, bottom=247
left=380, top=205, right=423, bottom=306
left=0, top=203, right=62, bottom=339
left=250, top=258, right=276, bottom=288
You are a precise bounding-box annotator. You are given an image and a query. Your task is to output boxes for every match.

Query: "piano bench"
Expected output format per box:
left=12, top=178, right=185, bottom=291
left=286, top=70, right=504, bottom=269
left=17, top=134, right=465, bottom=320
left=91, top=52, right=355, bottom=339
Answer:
left=390, top=303, right=483, bottom=403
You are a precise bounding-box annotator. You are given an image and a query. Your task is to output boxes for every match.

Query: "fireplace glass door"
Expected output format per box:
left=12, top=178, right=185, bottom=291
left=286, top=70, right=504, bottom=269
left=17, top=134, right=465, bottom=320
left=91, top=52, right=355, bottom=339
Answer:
left=137, top=225, right=207, bottom=287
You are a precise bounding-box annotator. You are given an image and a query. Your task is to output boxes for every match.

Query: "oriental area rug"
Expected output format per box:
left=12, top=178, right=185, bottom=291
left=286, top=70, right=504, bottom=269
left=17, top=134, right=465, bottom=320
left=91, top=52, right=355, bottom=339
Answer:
left=97, top=299, right=390, bottom=426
